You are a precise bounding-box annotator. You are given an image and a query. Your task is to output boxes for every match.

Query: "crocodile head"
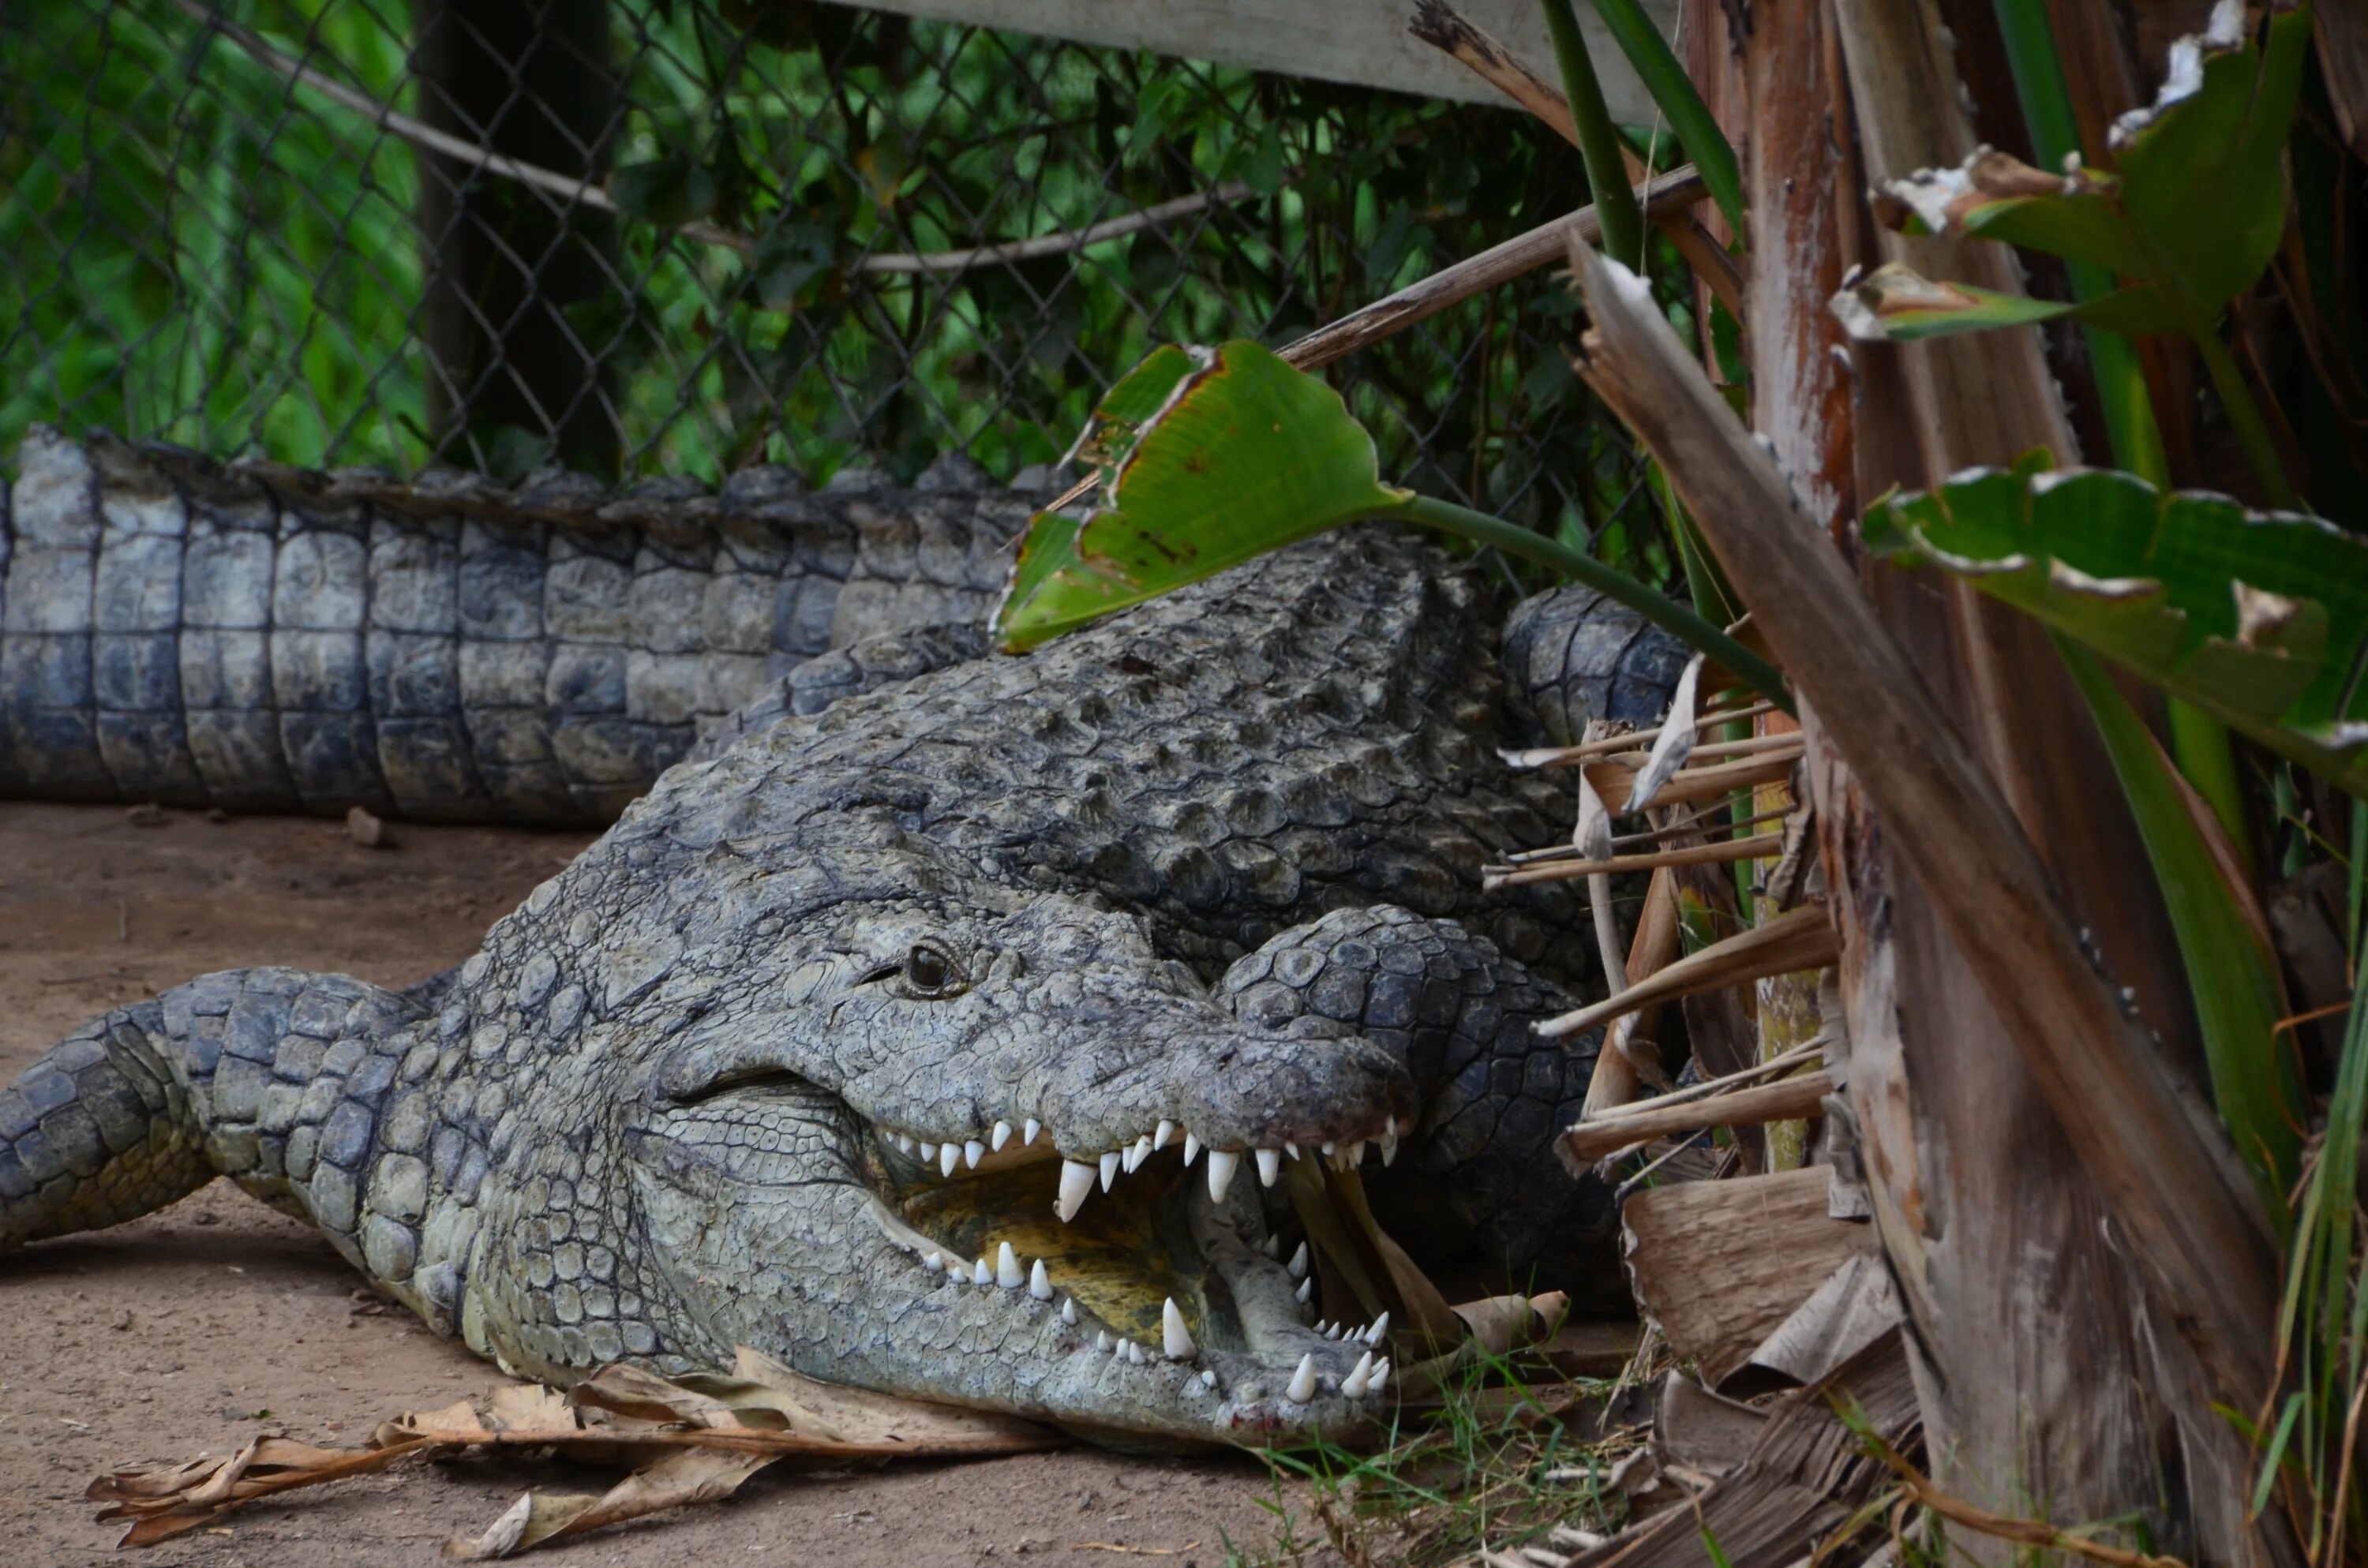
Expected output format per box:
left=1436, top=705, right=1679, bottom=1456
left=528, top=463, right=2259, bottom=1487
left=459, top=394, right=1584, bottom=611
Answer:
left=493, top=803, right=1420, bottom=1446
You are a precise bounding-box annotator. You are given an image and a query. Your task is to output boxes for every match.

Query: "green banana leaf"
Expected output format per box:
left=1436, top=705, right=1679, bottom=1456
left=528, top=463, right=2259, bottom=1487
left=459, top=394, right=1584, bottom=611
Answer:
left=1838, top=3, right=2312, bottom=342
left=1864, top=457, right=2368, bottom=798
left=1831, top=263, right=2175, bottom=342
left=995, top=340, right=1410, bottom=652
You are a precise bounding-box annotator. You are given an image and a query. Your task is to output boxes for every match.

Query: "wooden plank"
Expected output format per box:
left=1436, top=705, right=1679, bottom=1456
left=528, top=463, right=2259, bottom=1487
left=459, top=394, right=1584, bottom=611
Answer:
left=828, top=0, right=1679, bottom=121
left=1620, top=1167, right=1876, bottom=1387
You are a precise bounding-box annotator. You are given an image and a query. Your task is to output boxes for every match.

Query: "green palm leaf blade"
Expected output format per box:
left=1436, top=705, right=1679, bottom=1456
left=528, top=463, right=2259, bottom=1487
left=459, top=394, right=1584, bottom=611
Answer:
left=1866, top=462, right=2368, bottom=798
left=994, top=341, right=1409, bottom=652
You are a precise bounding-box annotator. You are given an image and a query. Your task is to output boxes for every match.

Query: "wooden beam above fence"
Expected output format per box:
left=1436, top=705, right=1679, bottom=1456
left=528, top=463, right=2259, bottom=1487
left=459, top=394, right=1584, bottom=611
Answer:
left=830, top=0, right=1679, bottom=122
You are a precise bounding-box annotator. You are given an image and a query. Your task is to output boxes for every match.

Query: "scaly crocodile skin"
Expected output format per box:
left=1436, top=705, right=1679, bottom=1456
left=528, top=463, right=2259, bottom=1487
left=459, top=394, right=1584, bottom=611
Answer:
left=0, top=428, right=1030, bottom=821
left=2, top=530, right=1622, bottom=1446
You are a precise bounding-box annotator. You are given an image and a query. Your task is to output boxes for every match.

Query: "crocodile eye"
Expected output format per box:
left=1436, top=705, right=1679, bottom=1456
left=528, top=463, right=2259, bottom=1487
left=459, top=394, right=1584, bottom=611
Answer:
left=900, top=942, right=966, bottom=1000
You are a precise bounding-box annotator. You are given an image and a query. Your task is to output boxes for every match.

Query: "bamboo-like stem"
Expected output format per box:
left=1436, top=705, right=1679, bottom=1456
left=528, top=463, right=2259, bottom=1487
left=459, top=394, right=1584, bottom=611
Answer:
left=1389, top=494, right=1789, bottom=706
left=1537, top=0, right=1646, bottom=268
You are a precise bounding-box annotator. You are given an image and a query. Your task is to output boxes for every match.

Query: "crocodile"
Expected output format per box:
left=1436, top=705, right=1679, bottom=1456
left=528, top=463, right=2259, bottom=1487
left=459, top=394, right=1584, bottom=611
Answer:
left=0, top=436, right=1688, bottom=1446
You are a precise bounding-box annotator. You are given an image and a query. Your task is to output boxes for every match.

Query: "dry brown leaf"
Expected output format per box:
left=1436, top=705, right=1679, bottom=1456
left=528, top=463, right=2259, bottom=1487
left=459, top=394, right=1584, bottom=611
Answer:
left=94, top=1352, right=1063, bottom=1552
left=444, top=1448, right=777, bottom=1560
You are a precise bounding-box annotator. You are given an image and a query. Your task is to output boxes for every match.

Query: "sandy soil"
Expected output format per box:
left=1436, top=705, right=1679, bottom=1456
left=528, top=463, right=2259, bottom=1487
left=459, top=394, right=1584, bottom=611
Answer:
left=0, top=802, right=1298, bottom=1567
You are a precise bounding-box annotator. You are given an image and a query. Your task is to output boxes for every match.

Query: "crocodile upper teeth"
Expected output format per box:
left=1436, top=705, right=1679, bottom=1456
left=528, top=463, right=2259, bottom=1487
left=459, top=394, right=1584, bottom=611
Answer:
left=1055, top=1159, right=1096, bottom=1222
left=965, top=1140, right=985, bottom=1169
left=1255, top=1147, right=1282, bottom=1187
left=1023, top=1117, right=1041, bottom=1144
left=1205, top=1149, right=1240, bottom=1201
left=990, top=1121, right=1014, bottom=1152
left=1286, top=1353, right=1317, bottom=1404
left=1153, top=1119, right=1175, bottom=1151
left=1182, top=1132, right=1202, bottom=1164
left=939, top=1143, right=961, bottom=1177
left=1364, top=1311, right=1389, bottom=1344
left=1098, top=1151, right=1122, bottom=1191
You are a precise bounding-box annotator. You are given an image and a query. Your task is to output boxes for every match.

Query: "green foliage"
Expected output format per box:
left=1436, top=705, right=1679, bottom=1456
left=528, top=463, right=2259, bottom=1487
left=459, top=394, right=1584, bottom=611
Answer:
left=2264, top=844, right=2368, bottom=1561
left=991, top=341, right=1789, bottom=704
left=1587, top=0, right=1743, bottom=240
left=1538, top=0, right=1644, bottom=268
left=1857, top=3, right=2310, bottom=327
left=2, top=0, right=1653, bottom=537
left=995, top=341, right=1407, bottom=651
left=1864, top=459, right=2368, bottom=799
left=2056, top=641, right=2301, bottom=1220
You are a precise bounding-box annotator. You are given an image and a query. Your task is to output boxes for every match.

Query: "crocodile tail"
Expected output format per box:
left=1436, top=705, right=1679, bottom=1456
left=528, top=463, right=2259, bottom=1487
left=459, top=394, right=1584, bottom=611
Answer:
left=0, top=1001, right=215, bottom=1248
left=0, top=426, right=1026, bottom=825
left=0, top=968, right=422, bottom=1255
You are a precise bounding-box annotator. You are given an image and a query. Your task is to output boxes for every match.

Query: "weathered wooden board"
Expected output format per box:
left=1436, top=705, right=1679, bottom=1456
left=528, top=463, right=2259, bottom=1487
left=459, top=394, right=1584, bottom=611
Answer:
left=826, top=0, right=1678, bottom=120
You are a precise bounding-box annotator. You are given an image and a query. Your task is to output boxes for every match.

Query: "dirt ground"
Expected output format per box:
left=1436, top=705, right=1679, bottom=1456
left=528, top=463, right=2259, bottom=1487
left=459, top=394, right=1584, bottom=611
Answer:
left=0, top=802, right=1299, bottom=1567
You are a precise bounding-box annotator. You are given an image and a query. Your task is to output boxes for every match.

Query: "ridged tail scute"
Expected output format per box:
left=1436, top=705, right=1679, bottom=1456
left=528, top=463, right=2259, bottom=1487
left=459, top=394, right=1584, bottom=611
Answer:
left=1, top=968, right=422, bottom=1261
left=0, top=425, right=1033, bottom=824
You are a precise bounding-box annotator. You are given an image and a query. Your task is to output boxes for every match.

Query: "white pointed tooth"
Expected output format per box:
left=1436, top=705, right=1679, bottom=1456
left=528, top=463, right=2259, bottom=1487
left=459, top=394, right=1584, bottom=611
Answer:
left=1060, top=1297, right=1077, bottom=1326
left=1133, top=1133, right=1152, bottom=1165
left=1199, top=1368, right=1218, bottom=1389
left=997, top=1243, right=1025, bottom=1289
left=1367, top=1359, right=1390, bottom=1394
left=923, top=1250, right=942, bottom=1272
left=1386, top=1114, right=1399, bottom=1137
left=1325, top=1323, right=1343, bottom=1340
left=1342, top=1350, right=1374, bottom=1398
left=1381, top=1139, right=1399, bottom=1167
left=1284, top=1141, right=1301, bottom=1161
left=1162, top=1298, right=1197, bottom=1360
left=1153, top=1119, right=1175, bottom=1151
left=894, top=1133, right=912, bottom=1153
left=1206, top=1148, right=1240, bottom=1202
left=1255, top=1147, right=1283, bottom=1188
left=1295, top=1275, right=1314, bottom=1304
left=1096, top=1331, right=1111, bottom=1353
left=1099, top=1151, right=1122, bottom=1191
left=1287, top=1241, right=1309, bottom=1279
left=1023, top=1117, right=1041, bottom=1145
left=939, top=1143, right=961, bottom=1177
left=1111, top=1337, right=1126, bottom=1359
left=1055, top=1159, right=1096, bottom=1222
left=1286, top=1353, right=1317, bottom=1404
left=1125, top=1339, right=1146, bottom=1364
left=1314, top=1320, right=1330, bottom=1336
left=1182, top=1132, right=1201, bottom=1165
left=1347, top=1140, right=1368, bottom=1166
left=1321, top=1140, right=1336, bottom=1157
left=991, top=1120, right=1014, bottom=1152
left=1261, top=1233, right=1280, bottom=1259
left=1029, top=1258, right=1053, bottom=1300
left=1365, top=1311, right=1390, bottom=1344
left=920, top=1141, right=937, bottom=1161
left=972, top=1257, right=991, bottom=1285
left=965, top=1140, right=985, bottom=1169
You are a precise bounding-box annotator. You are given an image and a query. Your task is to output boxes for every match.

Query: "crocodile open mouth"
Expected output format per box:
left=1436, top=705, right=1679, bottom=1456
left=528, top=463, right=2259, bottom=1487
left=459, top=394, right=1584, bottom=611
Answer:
left=858, top=1114, right=1404, bottom=1406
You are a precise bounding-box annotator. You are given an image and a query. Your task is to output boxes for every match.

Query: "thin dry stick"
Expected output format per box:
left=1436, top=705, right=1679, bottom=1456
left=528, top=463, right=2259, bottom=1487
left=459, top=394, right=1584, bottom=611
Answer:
left=173, top=0, right=1271, bottom=276
left=1501, top=700, right=1777, bottom=770
left=1563, top=1080, right=1838, bottom=1165
left=1538, top=902, right=1838, bottom=1038
left=999, top=159, right=1708, bottom=530
left=1501, top=802, right=1792, bottom=867
left=1487, top=833, right=1784, bottom=889
left=1847, top=1420, right=2190, bottom=1568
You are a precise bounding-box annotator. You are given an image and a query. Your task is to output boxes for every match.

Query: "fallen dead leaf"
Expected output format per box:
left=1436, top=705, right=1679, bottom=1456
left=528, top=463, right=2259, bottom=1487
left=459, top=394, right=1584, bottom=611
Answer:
left=92, top=1348, right=1063, bottom=1553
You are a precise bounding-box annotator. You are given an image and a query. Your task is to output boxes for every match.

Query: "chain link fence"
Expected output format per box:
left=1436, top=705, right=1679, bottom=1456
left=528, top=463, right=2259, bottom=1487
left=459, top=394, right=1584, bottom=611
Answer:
left=3, top=0, right=1684, bottom=557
